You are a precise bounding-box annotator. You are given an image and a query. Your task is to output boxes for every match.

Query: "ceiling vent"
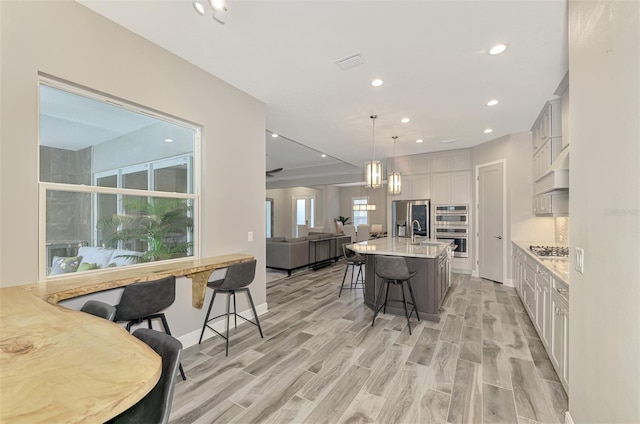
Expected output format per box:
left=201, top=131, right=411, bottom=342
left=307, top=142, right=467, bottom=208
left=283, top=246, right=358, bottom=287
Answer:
left=335, top=53, right=366, bottom=70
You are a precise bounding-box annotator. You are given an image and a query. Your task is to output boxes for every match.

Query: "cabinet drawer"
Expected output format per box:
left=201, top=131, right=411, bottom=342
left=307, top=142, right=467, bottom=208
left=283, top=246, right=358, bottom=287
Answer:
left=552, top=278, right=569, bottom=302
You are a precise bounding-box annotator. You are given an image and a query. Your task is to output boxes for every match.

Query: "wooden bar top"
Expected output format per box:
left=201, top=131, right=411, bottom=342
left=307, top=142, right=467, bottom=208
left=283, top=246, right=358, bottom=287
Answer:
left=22, top=253, right=255, bottom=309
left=0, top=287, right=162, bottom=423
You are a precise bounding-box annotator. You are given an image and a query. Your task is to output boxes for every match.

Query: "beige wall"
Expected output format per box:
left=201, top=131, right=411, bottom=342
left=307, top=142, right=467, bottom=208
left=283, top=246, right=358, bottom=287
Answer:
left=0, top=2, right=266, bottom=341
left=472, top=131, right=555, bottom=280
left=568, top=0, right=640, bottom=422
left=266, top=186, right=326, bottom=238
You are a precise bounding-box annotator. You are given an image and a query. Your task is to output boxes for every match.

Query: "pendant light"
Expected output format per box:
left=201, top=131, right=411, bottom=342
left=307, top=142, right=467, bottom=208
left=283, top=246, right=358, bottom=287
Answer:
left=365, top=114, right=382, bottom=189
left=388, top=135, right=402, bottom=195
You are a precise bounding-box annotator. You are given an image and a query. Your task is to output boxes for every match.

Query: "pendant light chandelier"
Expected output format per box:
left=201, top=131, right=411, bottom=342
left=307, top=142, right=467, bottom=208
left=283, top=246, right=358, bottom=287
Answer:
left=388, top=135, right=402, bottom=195
left=365, top=114, right=382, bottom=189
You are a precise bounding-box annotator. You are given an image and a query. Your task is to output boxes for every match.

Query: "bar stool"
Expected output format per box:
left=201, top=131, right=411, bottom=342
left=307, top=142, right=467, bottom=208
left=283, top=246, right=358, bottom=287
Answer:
left=114, top=276, right=186, bottom=380
left=198, top=259, right=263, bottom=356
left=339, top=244, right=365, bottom=297
left=80, top=300, right=117, bottom=321
left=371, top=255, right=420, bottom=334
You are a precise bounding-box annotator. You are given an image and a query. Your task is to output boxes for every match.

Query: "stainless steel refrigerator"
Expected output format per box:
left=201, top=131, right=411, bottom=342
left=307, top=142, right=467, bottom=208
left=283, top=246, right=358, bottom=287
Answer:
left=391, top=200, right=430, bottom=238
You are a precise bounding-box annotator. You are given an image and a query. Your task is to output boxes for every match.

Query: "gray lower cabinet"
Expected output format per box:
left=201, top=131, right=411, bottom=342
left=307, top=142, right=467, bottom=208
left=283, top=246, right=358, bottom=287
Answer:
left=512, top=243, right=569, bottom=392
left=363, top=251, right=450, bottom=322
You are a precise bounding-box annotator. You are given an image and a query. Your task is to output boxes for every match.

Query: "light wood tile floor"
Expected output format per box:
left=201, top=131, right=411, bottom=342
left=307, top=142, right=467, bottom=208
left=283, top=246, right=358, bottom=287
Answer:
left=170, top=262, right=567, bottom=424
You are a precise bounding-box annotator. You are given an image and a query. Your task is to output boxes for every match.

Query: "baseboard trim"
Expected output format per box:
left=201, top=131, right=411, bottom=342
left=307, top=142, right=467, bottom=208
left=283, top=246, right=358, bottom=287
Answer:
left=565, top=411, right=574, bottom=424
left=177, top=302, right=268, bottom=349
left=471, top=269, right=479, bottom=278
left=503, top=278, right=515, bottom=288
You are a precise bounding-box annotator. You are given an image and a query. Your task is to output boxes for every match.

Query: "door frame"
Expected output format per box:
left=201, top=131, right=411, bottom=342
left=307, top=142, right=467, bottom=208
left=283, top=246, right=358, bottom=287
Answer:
left=474, top=159, right=508, bottom=284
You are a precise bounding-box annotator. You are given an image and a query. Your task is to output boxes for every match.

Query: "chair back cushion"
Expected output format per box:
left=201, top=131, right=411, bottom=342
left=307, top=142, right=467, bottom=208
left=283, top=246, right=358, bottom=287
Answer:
left=219, top=259, right=257, bottom=290
left=111, top=328, right=182, bottom=424
left=115, top=276, right=176, bottom=322
left=81, top=300, right=117, bottom=321
left=375, top=255, right=413, bottom=280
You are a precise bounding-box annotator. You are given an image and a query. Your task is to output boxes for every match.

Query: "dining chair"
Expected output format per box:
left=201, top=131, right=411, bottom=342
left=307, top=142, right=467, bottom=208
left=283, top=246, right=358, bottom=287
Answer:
left=108, top=328, right=182, bottom=424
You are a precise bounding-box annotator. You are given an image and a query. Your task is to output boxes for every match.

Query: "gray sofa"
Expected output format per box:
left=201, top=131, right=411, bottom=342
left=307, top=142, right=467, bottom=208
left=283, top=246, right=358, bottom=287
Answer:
left=266, top=233, right=352, bottom=275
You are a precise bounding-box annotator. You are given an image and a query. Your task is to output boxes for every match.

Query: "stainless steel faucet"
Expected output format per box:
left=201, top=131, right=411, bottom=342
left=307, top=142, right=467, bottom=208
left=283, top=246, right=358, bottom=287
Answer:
left=411, top=219, right=422, bottom=243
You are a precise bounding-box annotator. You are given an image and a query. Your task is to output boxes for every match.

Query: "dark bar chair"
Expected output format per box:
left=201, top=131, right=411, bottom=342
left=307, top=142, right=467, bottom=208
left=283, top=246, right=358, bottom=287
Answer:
left=339, top=244, right=365, bottom=297
left=108, top=328, right=182, bottom=424
left=114, top=276, right=186, bottom=380
left=80, top=300, right=117, bottom=321
left=198, top=259, right=263, bottom=356
left=371, top=255, right=420, bottom=334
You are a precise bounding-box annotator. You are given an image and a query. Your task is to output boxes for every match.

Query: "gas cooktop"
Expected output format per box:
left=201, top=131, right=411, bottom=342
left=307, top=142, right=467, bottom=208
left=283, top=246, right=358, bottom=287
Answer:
left=529, top=245, right=569, bottom=258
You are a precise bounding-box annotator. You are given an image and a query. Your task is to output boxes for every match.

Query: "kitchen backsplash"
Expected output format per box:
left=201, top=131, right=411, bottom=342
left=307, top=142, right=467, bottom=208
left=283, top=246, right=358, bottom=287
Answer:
left=555, top=217, right=569, bottom=244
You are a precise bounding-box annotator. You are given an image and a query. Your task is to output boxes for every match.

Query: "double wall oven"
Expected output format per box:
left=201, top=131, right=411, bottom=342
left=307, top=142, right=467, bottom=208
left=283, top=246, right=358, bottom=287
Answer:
left=434, top=205, right=469, bottom=258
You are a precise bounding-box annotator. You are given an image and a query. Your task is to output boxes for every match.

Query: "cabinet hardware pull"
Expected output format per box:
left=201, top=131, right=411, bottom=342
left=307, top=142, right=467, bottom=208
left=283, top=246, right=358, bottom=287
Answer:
left=556, top=288, right=567, bottom=295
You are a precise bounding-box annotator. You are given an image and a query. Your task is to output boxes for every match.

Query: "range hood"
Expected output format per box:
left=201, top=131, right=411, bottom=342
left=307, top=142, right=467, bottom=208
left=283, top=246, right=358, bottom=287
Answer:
left=535, top=147, right=570, bottom=195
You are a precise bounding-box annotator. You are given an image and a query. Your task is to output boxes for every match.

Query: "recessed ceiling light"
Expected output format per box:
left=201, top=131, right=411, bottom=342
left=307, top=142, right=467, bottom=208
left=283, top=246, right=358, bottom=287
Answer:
left=441, top=139, right=457, bottom=144
left=487, top=99, right=499, bottom=106
left=416, top=139, right=424, bottom=143
left=271, top=133, right=278, bottom=138
left=321, top=154, right=327, bottom=158
left=401, top=118, right=410, bottom=124
left=484, top=129, right=494, bottom=134
left=208, top=0, right=225, bottom=11
left=489, top=44, right=507, bottom=55
left=193, top=1, right=205, bottom=15
left=371, top=79, right=384, bottom=87
left=164, top=138, right=174, bottom=143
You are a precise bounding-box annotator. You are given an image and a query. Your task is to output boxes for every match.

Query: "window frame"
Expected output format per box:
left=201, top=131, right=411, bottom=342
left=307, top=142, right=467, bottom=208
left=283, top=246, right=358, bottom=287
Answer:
left=37, top=76, right=201, bottom=280
left=352, top=196, right=370, bottom=227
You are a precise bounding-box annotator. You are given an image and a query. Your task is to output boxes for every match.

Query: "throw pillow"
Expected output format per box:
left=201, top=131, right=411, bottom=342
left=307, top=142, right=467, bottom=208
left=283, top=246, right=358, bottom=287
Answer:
left=77, top=262, right=98, bottom=272
left=50, top=256, right=83, bottom=275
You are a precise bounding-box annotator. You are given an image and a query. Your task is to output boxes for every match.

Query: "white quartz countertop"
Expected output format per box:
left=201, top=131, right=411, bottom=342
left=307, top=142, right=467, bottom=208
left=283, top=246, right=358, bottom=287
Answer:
left=348, top=237, right=451, bottom=259
left=513, top=240, right=569, bottom=284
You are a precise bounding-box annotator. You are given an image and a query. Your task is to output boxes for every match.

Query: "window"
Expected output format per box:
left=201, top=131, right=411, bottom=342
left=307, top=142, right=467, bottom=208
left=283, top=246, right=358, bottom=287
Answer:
left=266, top=198, right=274, bottom=238
left=352, top=197, right=369, bottom=227
left=293, top=194, right=315, bottom=236
left=38, top=78, right=199, bottom=278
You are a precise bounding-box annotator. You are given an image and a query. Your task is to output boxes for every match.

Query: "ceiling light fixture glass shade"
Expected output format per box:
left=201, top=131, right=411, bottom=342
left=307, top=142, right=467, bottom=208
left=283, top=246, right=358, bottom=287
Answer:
left=365, top=114, right=382, bottom=189
left=353, top=203, right=377, bottom=211
left=388, top=135, right=402, bottom=195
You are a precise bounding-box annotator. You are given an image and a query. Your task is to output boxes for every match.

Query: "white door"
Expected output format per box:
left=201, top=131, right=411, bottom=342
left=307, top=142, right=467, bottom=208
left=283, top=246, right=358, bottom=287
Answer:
left=478, top=162, right=504, bottom=282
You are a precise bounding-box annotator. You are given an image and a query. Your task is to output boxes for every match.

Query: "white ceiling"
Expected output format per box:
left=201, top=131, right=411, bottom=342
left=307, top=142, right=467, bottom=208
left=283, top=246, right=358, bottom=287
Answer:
left=79, top=0, right=568, bottom=187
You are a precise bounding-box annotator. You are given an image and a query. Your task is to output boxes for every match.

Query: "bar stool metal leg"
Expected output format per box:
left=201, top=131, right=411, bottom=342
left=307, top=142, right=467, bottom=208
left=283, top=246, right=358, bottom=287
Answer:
left=225, top=291, right=231, bottom=357
left=406, top=280, right=420, bottom=322
left=400, top=283, right=412, bottom=335
left=245, top=289, right=264, bottom=338
left=199, top=290, right=217, bottom=344
left=371, top=279, right=387, bottom=327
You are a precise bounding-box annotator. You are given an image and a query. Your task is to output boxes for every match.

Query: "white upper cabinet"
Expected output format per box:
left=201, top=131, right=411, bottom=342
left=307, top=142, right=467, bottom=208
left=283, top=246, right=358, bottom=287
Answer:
left=432, top=171, right=471, bottom=204
left=431, top=150, right=471, bottom=173
left=411, top=174, right=431, bottom=199
left=391, top=153, right=431, bottom=175
left=531, top=98, right=562, bottom=153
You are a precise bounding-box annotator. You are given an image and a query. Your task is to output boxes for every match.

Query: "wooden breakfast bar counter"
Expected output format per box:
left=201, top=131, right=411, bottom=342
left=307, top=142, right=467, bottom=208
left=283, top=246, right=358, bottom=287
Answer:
left=0, top=253, right=254, bottom=423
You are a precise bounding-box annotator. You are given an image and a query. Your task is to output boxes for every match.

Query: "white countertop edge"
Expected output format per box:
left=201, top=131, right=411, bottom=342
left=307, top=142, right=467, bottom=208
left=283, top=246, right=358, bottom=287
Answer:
left=512, top=240, right=569, bottom=285
left=347, top=237, right=451, bottom=259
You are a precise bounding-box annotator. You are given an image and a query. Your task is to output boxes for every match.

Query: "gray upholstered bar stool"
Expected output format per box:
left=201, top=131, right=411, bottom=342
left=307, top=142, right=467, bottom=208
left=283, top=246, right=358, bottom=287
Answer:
left=339, top=244, right=365, bottom=297
left=371, top=255, right=420, bottom=334
left=80, top=300, right=117, bottom=321
left=108, top=328, right=182, bottom=424
left=114, top=276, right=186, bottom=380
left=198, top=259, right=263, bottom=356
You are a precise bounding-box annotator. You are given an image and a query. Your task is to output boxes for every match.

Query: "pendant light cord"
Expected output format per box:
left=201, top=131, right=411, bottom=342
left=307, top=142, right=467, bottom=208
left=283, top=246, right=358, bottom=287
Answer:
left=370, top=114, right=377, bottom=162
left=392, top=135, right=398, bottom=173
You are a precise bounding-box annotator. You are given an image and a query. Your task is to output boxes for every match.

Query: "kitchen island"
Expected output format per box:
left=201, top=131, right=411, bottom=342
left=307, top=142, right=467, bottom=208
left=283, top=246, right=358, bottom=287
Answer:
left=348, top=237, right=452, bottom=322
